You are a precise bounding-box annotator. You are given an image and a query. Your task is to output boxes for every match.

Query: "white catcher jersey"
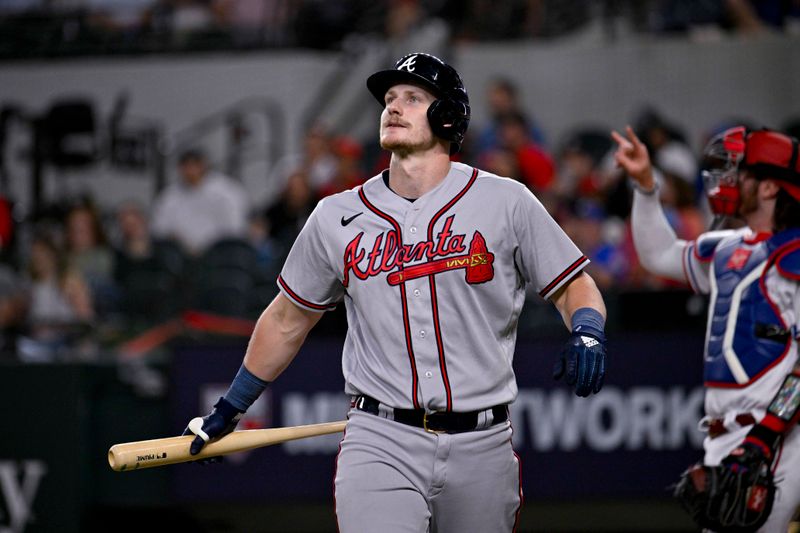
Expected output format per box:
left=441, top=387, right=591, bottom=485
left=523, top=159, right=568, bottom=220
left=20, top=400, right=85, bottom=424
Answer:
left=278, top=162, right=589, bottom=412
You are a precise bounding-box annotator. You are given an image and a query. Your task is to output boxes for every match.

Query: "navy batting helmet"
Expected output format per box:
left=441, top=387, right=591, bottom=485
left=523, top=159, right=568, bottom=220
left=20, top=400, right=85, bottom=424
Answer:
left=367, top=52, right=470, bottom=154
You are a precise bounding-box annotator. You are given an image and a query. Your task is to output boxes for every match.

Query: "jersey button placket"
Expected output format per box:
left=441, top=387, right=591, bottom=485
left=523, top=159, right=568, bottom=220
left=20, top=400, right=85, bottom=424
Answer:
left=403, top=213, right=438, bottom=407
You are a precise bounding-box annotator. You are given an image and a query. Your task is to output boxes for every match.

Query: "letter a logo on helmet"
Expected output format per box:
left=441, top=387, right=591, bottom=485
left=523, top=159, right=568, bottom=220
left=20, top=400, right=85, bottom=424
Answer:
left=366, top=52, right=470, bottom=154
left=397, top=55, right=417, bottom=72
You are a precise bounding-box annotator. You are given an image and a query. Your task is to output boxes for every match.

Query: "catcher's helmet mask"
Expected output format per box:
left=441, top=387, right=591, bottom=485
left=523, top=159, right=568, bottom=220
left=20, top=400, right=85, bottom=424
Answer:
left=701, top=126, right=747, bottom=217
left=367, top=52, right=470, bottom=154
left=701, top=127, right=800, bottom=220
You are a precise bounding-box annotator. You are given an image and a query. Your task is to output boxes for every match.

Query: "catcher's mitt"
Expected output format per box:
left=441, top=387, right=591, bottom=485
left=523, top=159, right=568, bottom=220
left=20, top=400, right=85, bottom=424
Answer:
left=673, top=446, right=775, bottom=533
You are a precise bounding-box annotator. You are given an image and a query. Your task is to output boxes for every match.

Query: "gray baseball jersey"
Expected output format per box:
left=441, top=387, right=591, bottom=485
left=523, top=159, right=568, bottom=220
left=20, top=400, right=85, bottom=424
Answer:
left=278, top=161, right=588, bottom=412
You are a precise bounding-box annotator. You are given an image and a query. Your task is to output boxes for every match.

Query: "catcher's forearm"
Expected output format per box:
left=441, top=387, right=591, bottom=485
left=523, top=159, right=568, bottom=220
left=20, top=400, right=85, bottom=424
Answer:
left=767, top=365, right=800, bottom=425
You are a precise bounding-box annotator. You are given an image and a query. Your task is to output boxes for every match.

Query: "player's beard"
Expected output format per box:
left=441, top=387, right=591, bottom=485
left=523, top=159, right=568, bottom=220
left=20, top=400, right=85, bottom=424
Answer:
left=380, top=126, right=437, bottom=156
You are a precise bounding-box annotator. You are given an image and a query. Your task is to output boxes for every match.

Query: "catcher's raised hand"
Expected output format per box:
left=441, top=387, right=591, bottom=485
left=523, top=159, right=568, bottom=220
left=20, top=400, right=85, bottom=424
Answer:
left=611, top=126, right=656, bottom=191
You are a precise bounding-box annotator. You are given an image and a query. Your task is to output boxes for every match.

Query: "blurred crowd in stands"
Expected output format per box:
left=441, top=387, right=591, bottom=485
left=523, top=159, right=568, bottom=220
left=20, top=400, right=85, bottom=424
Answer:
left=1, top=0, right=800, bottom=58
left=1, top=78, right=799, bottom=363
left=1, top=0, right=800, bottom=362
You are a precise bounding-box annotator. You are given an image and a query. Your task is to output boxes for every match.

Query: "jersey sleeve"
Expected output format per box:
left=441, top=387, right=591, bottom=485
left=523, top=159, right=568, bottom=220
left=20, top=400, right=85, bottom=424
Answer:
left=683, top=229, right=745, bottom=294
left=512, top=187, right=589, bottom=299
left=775, top=240, right=800, bottom=336
left=630, top=187, right=691, bottom=285
left=277, top=201, right=344, bottom=312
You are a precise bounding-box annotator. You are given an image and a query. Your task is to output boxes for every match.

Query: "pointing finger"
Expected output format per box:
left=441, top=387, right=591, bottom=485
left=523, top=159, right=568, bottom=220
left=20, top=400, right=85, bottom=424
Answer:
left=611, top=133, right=636, bottom=163
left=625, top=125, right=643, bottom=148
left=610, top=130, right=632, bottom=151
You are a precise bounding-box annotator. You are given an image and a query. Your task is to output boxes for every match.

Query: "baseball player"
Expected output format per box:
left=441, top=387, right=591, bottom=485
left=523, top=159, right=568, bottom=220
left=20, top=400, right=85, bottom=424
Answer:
left=612, top=125, right=800, bottom=531
left=185, top=52, right=608, bottom=532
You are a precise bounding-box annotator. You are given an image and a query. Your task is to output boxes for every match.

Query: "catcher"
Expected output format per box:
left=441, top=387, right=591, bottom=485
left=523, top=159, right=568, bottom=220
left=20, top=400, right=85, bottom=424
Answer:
left=612, top=124, right=800, bottom=532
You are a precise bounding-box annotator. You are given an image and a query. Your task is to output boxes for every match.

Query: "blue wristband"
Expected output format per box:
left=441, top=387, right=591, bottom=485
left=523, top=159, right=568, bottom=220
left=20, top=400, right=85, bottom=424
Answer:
left=224, top=364, right=269, bottom=412
left=571, top=307, right=605, bottom=340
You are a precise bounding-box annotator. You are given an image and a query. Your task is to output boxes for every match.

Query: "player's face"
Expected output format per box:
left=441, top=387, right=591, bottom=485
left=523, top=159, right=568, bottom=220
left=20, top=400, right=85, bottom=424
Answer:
left=379, top=83, right=437, bottom=155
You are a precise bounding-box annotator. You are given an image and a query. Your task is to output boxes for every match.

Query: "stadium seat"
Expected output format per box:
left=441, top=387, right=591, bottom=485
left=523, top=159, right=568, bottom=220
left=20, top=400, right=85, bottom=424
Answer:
left=198, top=237, right=261, bottom=275
left=188, top=266, right=257, bottom=318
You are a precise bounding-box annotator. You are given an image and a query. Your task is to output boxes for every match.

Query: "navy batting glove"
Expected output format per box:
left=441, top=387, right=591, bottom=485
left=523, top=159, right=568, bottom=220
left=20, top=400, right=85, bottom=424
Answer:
left=553, top=330, right=606, bottom=397
left=183, top=397, right=243, bottom=464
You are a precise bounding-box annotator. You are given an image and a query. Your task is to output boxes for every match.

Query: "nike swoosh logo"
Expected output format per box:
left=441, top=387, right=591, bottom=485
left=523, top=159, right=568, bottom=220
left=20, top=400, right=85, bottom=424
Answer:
left=341, top=212, right=363, bottom=226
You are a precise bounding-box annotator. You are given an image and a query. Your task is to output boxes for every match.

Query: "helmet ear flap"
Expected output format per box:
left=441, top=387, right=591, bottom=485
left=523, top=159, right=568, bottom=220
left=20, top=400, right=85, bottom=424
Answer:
left=428, top=99, right=469, bottom=154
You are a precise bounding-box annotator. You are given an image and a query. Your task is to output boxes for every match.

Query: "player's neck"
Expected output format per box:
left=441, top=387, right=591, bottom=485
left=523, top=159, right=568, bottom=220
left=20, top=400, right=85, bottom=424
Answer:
left=744, top=204, right=775, bottom=234
left=388, top=153, right=451, bottom=199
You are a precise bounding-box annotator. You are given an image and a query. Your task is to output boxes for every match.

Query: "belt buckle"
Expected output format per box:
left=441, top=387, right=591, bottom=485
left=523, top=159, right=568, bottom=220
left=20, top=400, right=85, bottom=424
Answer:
left=423, top=412, right=446, bottom=434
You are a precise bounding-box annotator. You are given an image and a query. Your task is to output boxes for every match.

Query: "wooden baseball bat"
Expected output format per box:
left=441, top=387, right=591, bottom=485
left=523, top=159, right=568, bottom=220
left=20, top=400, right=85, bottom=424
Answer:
left=108, top=420, right=347, bottom=472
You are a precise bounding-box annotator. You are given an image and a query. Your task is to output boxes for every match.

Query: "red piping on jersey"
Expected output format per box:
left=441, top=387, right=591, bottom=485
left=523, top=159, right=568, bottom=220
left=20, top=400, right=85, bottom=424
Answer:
left=692, top=242, right=715, bottom=263
left=278, top=275, right=336, bottom=311
left=512, top=451, right=523, bottom=533
left=425, top=167, right=478, bottom=411
left=509, top=416, right=523, bottom=533
left=744, top=232, right=772, bottom=245
left=428, top=276, right=452, bottom=410
left=358, top=186, right=421, bottom=409
left=398, top=283, right=421, bottom=408
left=775, top=240, right=800, bottom=280
left=427, top=167, right=479, bottom=238
left=333, top=424, right=347, bottom=533
left=538, top=255, right=590, bottom=298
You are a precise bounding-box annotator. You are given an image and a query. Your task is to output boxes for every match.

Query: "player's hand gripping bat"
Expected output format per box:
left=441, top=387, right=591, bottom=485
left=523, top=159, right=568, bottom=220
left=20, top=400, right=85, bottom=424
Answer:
left=108, top=420, right=347, bottom=471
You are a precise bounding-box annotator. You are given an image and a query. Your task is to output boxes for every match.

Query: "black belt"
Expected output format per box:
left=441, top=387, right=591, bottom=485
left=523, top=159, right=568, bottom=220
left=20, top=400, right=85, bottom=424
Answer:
left=352, top=395, right=508, bottom=433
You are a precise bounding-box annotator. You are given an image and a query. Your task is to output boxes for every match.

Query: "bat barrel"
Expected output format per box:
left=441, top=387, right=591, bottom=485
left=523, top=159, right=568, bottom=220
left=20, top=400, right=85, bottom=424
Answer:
left=108, top=435, right=196, bottom=471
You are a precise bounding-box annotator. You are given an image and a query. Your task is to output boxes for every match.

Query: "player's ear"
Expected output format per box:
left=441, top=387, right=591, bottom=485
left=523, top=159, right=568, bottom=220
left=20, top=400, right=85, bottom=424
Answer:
left=760, top=178, right=780, bottom=200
